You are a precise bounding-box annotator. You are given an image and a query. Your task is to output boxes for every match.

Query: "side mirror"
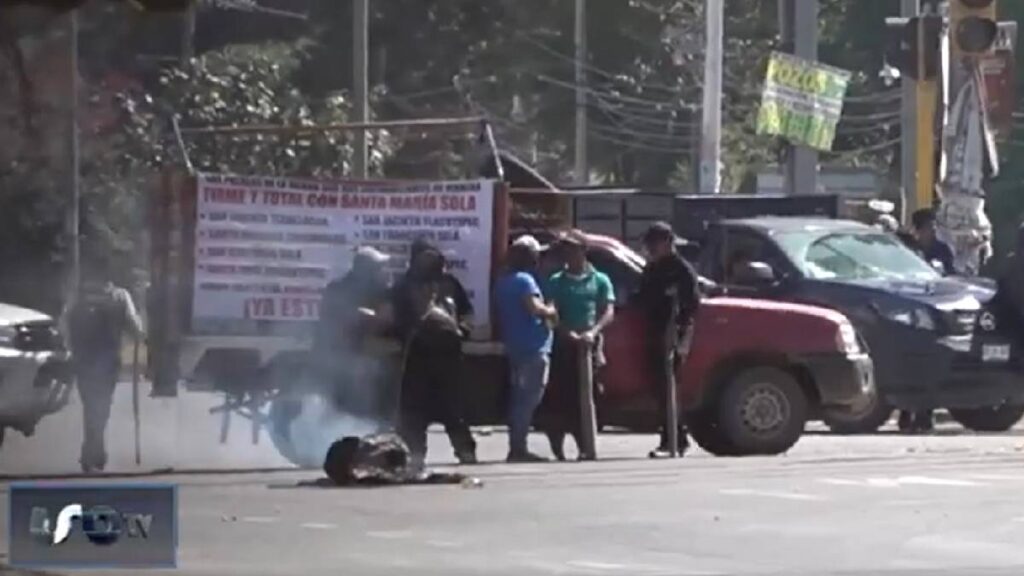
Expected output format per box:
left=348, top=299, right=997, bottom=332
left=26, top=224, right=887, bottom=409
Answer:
left=732, top=261, right=777, bottom=287
left=929, top=259, right=946, bottom=275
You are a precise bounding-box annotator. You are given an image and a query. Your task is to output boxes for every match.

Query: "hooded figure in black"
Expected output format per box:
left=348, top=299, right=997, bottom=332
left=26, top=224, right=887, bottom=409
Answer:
left=388, top=240, right=476, bottom=467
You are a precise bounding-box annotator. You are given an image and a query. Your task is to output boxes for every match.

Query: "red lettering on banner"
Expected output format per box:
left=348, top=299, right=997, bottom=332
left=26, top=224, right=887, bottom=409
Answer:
left=244, top=297, right=276, bottom=319
left=280, top=298, right=320, bottom=319
left=204, top=187, right=247, bottom=204
left=243, top=297, right=321, bottom=319
left=341, top=194, right=387, bottom=210
left=307, top=193, right=339, bottom=209
left=262, top=190, right=304, bottom=206
left=389, top=195, right=437, bottom=211
left=440, top=195, right=476, bottom=211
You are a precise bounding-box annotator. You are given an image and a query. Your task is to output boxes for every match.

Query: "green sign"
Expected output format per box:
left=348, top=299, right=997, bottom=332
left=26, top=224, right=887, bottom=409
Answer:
left=756, top=52, right=852, bottom=151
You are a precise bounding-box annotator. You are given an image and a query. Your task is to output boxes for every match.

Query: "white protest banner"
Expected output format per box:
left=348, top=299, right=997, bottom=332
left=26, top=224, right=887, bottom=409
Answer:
left=192, top=173, right=495, bottom=334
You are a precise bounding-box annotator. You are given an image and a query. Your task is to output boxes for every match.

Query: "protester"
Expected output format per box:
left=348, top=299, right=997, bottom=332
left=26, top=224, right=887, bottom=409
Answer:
left=312, top=246, right=391, bottom=416
left=494, top=235, right=558, bottom=463
left=410, top=237, right=474, bottom=338
left=65, top=264, right=144, bottom=473
left=540, top=231, right=615, bottom=461
left=893, top=209, right=954, bottom=433
left=387, top=240, right=477, bottom=467
left=910, top=208, right=956, bottom=276
left=636, top=222, right=700, bottom=458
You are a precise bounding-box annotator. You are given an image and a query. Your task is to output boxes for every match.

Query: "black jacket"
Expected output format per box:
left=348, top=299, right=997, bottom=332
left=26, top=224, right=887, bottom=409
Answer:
left=636, top=252, right=701, bottom=338
left=314, top=272, right=388, bottom=355
left=390, top=272, right=473, bottom=342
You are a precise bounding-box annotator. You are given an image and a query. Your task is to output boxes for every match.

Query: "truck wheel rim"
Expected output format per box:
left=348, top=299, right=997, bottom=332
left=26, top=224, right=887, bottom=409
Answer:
left=741, top=383, right=789, bottom=434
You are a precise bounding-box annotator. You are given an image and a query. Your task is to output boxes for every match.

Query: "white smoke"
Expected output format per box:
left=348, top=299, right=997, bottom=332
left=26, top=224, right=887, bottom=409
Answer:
left=283, top=393, right=383, bottom=469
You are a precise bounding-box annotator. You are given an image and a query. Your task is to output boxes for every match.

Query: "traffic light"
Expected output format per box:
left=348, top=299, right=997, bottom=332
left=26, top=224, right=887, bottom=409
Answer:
left=951, top=0, right=998, bottom=56
left=885, top=15, right=943, bottom=81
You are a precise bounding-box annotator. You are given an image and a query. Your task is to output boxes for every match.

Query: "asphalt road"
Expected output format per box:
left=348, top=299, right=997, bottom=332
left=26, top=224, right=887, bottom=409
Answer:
left=4, top=385, right=1024, bottom=575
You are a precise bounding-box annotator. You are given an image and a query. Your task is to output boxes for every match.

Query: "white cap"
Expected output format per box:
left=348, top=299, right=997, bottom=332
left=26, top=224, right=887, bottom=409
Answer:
left=876, top=214, right=899, bottom=233
left=511, top=234, right=543, bottom=253
left=353, top=245, right=390, bottom=264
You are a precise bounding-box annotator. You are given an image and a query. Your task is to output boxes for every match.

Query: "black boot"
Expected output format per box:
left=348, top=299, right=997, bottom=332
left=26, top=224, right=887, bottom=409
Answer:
left=546, top=431, right=567, bottom=462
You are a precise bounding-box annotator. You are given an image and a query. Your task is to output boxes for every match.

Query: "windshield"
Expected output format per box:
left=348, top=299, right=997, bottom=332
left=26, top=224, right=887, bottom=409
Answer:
left=777, top=231, right=940, bottom=282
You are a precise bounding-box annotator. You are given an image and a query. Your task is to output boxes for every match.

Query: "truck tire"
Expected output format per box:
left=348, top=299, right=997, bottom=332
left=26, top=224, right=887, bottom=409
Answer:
left=717, top=366, right=808, bottom=456
left=687, top=410, right=739, bottom=456
left=949, top=404, right=1024, bottom=433
left=822, top=392, right=893, bottom=435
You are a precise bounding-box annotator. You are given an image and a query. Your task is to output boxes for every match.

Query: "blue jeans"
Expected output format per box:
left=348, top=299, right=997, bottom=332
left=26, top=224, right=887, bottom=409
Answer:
left=507, top=352, right=551, bottom=455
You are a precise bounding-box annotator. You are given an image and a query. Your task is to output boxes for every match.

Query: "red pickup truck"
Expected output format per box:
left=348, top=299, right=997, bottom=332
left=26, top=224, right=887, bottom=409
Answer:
left=262, top=231, right=874, bottom=463
left=536, top=232, right=875, bottom=456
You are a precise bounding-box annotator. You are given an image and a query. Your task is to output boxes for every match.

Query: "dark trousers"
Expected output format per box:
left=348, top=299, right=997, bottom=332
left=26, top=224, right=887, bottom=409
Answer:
left=898, top=410, right=934, bottom=432
left=75, top=354, right=120, bottom=469
left=397, top=329, right=476, bottom=461
left=649, top=322, right=691, bottom=449
left=540, top=333, right=601, bottom=459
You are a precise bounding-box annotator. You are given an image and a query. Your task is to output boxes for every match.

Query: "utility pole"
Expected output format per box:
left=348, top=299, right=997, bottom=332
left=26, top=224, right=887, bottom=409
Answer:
left=353, top=0, right=369, bottom=179
left=780, top=0, right=819, bottom=195
left=900, top=0, right=921, bottom=219
left=67, top=10, right=81, bottom=305
left=914, top=6, right=940, bottom=213
left=181, top=2, right=196, bottom=63
left=574, top=0, right=587, bottom=184
left=699, top=0, right=723, bottom=194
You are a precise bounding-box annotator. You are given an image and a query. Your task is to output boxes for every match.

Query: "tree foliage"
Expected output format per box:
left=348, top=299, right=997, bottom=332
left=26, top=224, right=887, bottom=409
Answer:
left=0, top=0, right=972, bottom=309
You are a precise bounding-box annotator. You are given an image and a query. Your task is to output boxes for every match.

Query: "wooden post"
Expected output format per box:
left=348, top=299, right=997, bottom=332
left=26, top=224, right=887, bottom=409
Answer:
left=663, top=287, right=681, bottom=457
left=132, top=338, right=142, bottom=465
left=577, top=341, right=598, bottom=460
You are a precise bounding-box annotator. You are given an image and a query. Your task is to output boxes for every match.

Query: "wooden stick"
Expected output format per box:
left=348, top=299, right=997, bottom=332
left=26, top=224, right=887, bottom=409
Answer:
left=132, top=338, right=142, bottom=466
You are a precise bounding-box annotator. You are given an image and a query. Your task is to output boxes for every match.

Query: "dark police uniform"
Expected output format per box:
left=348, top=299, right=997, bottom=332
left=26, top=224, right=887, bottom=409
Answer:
left=636, top=250, right=700, bottom=451
left=312, top=268, right=390, bottom=417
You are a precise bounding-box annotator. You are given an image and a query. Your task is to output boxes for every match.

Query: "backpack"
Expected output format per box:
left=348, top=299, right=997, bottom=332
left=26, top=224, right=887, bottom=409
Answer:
left=69, top=290, right=125, bottom=357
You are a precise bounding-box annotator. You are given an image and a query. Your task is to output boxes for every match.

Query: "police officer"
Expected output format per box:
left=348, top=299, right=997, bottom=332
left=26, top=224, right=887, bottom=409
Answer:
left=66, top=266, right=144, bottom=473
left=636, top=222, right=700, bottom=458
left=387, top=241, right=476, bottom=467
left=313, top=246, right=391, bottom=416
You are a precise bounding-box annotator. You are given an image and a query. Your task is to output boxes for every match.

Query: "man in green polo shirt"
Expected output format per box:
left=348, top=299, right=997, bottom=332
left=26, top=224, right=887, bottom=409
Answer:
left=540, top=231, right=615, bottom=460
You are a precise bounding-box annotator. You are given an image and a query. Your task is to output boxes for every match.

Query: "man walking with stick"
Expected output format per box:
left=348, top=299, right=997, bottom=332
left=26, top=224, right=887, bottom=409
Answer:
left=66, top=263, right=144, bottom=473
left=637, top=222, right=700, bottom=459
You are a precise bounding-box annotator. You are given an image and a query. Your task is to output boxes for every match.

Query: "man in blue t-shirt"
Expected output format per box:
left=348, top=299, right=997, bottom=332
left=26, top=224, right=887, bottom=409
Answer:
left=494, top=235, right=558, bottom=462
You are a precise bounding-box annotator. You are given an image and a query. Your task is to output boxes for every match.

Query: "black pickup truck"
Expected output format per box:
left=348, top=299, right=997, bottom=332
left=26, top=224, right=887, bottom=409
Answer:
left=692, top=217, right=1024, bottom=434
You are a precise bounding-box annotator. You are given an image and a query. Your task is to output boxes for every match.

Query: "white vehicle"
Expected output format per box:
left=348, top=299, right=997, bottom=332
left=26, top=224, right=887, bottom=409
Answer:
left=0, top=302, right=73, bottom=448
